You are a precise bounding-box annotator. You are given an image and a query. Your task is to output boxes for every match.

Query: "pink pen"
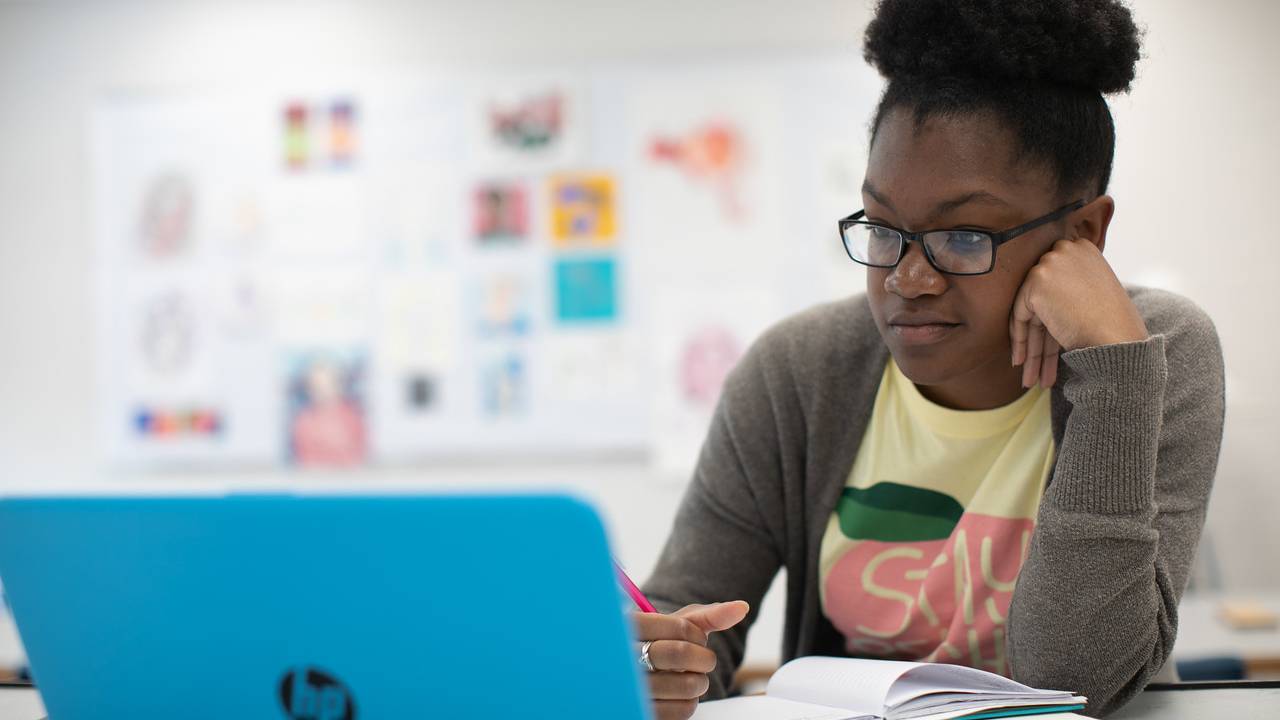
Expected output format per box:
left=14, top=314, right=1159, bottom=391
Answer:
left=612, top=557, right=657, bottom=613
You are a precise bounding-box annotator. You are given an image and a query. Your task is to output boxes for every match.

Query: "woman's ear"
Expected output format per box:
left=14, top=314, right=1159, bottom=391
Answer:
left=1073, top=195, right=1115, bottom=253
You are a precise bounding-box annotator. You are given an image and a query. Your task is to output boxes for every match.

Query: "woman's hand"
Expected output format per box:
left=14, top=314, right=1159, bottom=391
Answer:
left=633, top=600, right=750, bottom=720
left=1010, top=237, right=1148, bottom=389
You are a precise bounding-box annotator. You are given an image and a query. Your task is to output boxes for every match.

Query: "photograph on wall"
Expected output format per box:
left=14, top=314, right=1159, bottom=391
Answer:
left=284, top=349, right=368, bottom=467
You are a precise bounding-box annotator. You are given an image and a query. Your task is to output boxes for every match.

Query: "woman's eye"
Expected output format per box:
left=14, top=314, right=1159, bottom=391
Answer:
left=946, top=232, right=987, bottom=252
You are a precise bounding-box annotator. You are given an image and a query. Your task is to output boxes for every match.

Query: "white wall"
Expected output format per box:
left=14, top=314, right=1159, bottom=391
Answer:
left=1, top=0, right=1278, bottom=668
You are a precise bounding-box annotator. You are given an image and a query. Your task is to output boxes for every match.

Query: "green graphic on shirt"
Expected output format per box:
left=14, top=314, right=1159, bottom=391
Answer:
left=836, top=481, right=964, bottom=542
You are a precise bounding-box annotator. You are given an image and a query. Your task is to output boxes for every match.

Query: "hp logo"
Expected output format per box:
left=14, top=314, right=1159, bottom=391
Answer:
left=278, top=666, right=357, bottom=720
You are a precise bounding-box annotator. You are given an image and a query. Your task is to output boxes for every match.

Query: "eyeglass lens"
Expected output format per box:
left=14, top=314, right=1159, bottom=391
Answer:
left=842, top=223, right=993, bottom=275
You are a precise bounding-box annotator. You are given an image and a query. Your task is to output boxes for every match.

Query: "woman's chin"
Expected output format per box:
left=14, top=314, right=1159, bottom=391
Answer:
left=890, top=355, right=955, bottom=388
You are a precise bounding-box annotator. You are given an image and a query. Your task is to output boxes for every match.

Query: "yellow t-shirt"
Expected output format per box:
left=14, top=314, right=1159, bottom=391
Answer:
left=818, top=359, right=1054, bottom=677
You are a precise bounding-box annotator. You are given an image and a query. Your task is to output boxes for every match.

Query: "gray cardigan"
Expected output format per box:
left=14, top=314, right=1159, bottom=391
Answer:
left=643, top=287, right=1225, bottom=717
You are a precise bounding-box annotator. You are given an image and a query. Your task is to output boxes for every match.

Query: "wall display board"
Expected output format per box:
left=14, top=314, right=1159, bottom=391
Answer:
left=92, top=58, right=880, bottom=471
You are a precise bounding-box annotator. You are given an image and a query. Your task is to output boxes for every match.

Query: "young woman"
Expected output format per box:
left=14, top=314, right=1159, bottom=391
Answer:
left=636, top=1, right=1226, bottom=718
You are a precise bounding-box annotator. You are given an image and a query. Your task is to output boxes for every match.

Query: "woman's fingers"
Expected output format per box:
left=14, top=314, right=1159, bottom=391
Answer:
left=1009, top=279, right=1037, bottom=367
left=633, top=612, right=708, bottom=646
left=1039, top=333, right=1061, bottom=389
left=1022, top=318, right=1045, bottom=389
left=1010, top=313, right=1027, bottom=367
left=633, top=603, right=745, bottom=720
left=648, top=670, right=711, bottom=700
left=646, top=639, right=717, bottom=673
left=653, top=699, right=698, bottom=720
left=673, top=600, right=750, bottom=634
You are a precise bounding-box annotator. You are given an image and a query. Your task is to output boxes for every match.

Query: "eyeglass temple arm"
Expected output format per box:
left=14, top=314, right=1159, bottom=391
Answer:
left=990, top=200, right=1086, bottom=246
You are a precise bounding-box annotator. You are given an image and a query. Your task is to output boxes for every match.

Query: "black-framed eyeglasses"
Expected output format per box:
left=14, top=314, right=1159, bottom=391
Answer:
left=837, top=200, right=1085, bottom=276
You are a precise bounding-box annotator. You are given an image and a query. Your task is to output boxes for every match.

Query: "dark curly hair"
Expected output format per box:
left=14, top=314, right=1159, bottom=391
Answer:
left=863, top=0, right=1142, bottom=197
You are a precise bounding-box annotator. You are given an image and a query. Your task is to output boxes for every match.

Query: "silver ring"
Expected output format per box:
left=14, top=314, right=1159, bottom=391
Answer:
left=639, top=640, right=655, bottom=672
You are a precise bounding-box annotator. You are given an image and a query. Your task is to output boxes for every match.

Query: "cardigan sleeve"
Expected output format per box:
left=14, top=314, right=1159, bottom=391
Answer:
left=1006, top=295, right=1225, bottom=716
left=642, top=334, right=790, bottom=700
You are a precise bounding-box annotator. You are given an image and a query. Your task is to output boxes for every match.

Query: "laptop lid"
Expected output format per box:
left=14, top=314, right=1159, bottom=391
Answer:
left=0, top=493, right=650, bottom=720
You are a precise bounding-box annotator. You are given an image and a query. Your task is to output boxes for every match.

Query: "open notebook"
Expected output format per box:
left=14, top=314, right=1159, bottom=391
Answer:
left=691, top=657, right=1087, bottom=720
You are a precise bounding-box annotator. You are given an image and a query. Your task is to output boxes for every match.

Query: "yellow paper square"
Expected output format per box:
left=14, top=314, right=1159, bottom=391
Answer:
left=549, top=173, right=617, bottom=246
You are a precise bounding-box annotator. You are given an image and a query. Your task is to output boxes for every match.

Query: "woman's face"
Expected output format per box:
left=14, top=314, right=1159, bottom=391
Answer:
left=862, top=108, right=1069, bottom=400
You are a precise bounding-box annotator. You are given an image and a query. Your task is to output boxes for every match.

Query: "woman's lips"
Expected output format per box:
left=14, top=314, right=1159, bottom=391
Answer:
left=889, top=322, right=960, bottom=345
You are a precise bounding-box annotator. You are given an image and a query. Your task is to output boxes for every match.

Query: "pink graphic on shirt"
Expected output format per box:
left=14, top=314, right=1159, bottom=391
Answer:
left=824, top=512, right=1034, bottom=677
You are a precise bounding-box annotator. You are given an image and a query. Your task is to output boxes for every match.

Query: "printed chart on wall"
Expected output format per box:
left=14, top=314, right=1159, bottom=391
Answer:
left=91, top=58, right=880, bottom=471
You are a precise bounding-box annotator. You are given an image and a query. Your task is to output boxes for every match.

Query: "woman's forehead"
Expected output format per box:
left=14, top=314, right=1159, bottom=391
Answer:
left=865, top=108, right=1055, bottom=218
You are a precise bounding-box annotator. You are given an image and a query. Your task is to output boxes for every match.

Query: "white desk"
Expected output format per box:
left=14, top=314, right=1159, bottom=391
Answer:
left=1173, top=594, right=1280, bottom=676
left=0, top=687, right=41, bottom=720
left=1112, top=685, right=1280, bottom=718
left=1, top=685, right=1277, bottom=719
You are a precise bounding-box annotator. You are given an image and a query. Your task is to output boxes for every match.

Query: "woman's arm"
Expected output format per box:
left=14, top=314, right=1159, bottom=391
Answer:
left=1007, top=294, right=1225, bottom=716
left=643, top=341, right=789, bottom=700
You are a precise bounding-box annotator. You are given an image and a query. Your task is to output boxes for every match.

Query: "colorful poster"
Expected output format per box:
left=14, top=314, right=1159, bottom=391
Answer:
left=283, top=102, right=309, bottom=169
left=473, top=181, right=529, bottom=243
left=283, top=98, right=359, bottom=171
left=554, top=257, right=618, bottom=323
left=625, top=76, right=785, bottom=289
left=490, top=91, right=563, bottom=151
left=475, top=273, right=533, bottom=337
left=328, top=99, right=358, bottom=167
left=285, top=349, right=368, bottom=467
left=678, top=325, right=742, bottom=407
left=134, top=406, right=223, bottom=439
left=650, top=121, right=747, bottom=222
left=549, top=173, right=617, bottom=246
left=371, top=273, right=464, bottom=457
left=651, top=286, right=777, bottom=475
left=471, top=81, right=586, bottom=169
left=480, top=350, right=527, bottom=418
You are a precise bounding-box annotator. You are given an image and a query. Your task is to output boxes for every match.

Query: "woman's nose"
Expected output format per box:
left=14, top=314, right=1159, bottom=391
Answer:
left=885, top=242, right=947, bottom=298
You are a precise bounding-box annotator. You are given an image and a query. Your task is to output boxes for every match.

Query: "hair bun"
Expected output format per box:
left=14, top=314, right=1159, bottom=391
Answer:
left=863, top=0, right=1142, bottom=94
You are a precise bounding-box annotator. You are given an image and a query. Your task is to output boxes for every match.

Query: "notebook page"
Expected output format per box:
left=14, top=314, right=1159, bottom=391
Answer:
left=890, top=691, right=1080, bottom=712
left=892, top=696, right=1087, bottom=720
left=895, top=691, right=1080, bottom=715
left=885, top=663, right=1068, bottom=710
left=766, top=657, right=925, bottom=714
left=690, top=695, right=869, bottom=720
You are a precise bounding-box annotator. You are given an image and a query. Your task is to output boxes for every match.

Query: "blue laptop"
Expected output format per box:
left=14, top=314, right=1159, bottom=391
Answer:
left=0, top=494, right=651, bottom=719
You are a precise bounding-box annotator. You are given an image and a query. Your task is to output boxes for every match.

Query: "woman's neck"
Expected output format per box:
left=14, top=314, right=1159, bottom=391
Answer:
left=915, top=353, right=1031, bottom=410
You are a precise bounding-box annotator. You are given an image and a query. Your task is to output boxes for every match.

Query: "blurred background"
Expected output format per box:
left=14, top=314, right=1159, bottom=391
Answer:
left=1, top=0, right=1278, bottom=682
